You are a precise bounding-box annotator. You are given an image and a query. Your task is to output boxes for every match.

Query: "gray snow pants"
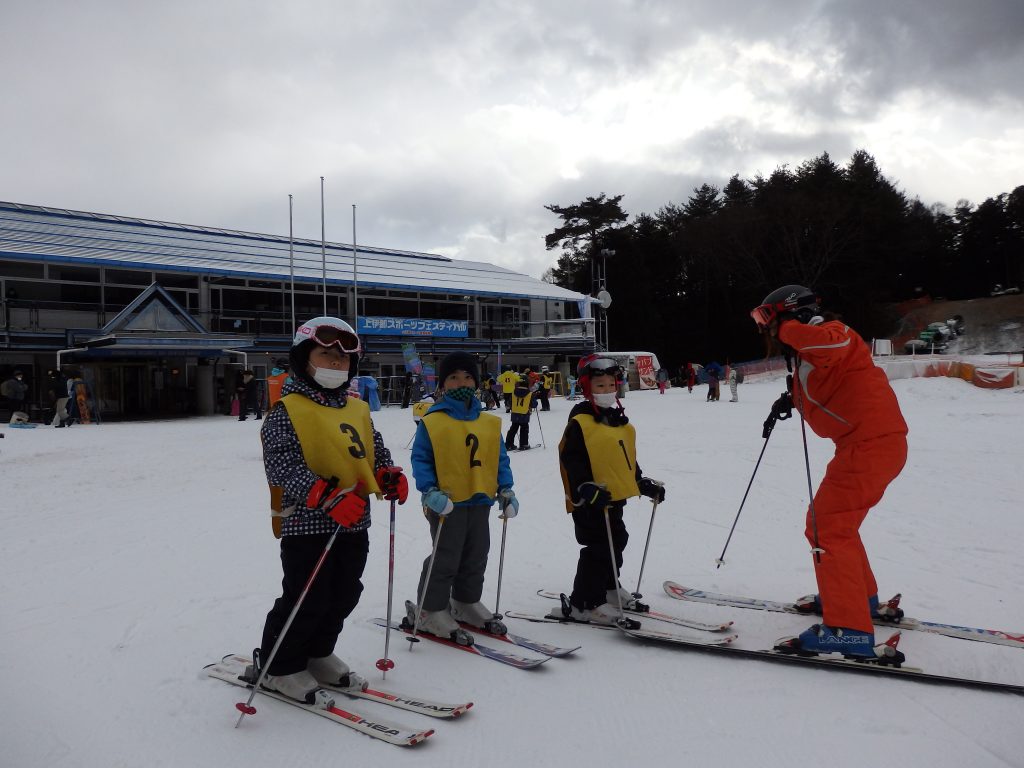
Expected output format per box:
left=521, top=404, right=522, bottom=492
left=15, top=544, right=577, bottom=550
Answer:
left=417, top=503, right=491, bottom=611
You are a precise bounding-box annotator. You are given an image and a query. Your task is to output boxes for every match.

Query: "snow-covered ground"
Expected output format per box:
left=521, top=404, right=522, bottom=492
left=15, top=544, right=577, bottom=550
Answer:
left=2, top=375, right=1022, bottom=767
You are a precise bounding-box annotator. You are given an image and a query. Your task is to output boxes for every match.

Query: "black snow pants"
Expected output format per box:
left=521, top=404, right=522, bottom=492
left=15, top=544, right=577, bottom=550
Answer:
left=570, top=501, right=628, bottom=610
left=260, top=530, right=369, bottom=675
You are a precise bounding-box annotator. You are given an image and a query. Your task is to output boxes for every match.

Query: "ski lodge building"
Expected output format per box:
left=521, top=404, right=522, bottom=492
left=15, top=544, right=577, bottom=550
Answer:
left=0, top=201, right=596, bottom=419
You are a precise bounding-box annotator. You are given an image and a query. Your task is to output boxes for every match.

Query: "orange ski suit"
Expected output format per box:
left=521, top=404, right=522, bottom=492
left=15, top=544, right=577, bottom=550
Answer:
left=779, top=319, right=908, bottom=634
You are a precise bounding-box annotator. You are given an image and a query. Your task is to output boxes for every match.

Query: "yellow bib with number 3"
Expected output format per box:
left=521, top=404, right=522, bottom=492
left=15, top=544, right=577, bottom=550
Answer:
left=422, top=411, right=501, bottom=502
left=280, top=394, right=381, bottom=498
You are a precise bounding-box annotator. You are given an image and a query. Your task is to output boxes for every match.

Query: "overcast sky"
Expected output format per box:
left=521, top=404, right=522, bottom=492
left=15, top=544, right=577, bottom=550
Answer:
left=2, top=0, right=1022, bottom=279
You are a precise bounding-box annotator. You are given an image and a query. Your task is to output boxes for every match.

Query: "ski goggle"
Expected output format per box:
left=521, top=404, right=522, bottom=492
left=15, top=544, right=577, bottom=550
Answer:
left=580, top=357, right=624, bottom=379
left=750, top=303, right=778, bottom=328
left=295, top=322, right=362, bottom=353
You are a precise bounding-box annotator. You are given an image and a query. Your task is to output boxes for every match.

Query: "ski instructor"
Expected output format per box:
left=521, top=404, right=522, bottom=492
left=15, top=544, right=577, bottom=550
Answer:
left=750, top=286, right=908, bottom=661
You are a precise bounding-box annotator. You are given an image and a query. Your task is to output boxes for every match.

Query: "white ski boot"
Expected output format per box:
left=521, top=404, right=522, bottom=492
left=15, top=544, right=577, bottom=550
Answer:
left=307, top=654, right=368, bottom=692
left=262, top=669, right=335, bottom=708
left=404, top=600, right=475, bottom=646
left=549, top=594, right=623, bottom=626
left=450, top=599, right=507, bottom=635
left=606, top=587, right=649, bottom=613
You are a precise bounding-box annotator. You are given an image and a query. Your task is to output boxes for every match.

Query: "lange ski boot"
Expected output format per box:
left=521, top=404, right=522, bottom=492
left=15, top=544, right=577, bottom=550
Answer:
left=775, top=624, right=906, bottom=666
left=795, top=592, right=906, bottom=623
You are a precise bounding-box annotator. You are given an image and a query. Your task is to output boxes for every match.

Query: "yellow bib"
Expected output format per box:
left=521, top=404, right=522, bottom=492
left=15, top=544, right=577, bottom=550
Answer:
left=542, top=373, right=554, bottom=389
left=573, top=414, right=640, bottom=502
left=412, top=401, right=432, bottom=420
left=422, top=411, right=501, bottom=502
left=281, top=394, right=381, bottom=498
left=498, top=372, right=518, bottom=393
left=510, top=390, right=532, bottom=415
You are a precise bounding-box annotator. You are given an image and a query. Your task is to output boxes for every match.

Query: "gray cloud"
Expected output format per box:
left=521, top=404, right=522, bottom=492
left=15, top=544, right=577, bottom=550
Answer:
left=1, top=0, right=1021, bottom=282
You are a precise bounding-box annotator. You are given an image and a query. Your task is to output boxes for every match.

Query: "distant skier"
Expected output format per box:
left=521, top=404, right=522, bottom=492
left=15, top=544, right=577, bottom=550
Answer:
left=550, top=355, right=665, bottom=625
left=728, top=367, right=738, bottom=402
left=538, top=366, right=554, bottom=410
left=656, top=367, right=669, bottom=394
left=705, top=361, right=723, bottom=402
left=253, top=317, right=407, bottom=707
left=504, top=374, right=534, bottom=451
left=237, top=370, right=262, bottom=421
left=408, top=351, right=517, bottom=644
left=750, top=286, right=907, bottom=663
left=497, top=367, right=518, bottom=412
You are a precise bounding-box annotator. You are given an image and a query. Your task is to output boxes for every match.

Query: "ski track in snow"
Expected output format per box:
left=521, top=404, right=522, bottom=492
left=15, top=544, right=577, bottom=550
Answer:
left=1, top=376, right=1022, bottom=767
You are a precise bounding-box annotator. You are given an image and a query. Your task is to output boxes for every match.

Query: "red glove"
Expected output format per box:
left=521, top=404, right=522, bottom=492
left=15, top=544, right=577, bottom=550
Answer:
left=375, top=466, right=409, bottom=504
left=307, top=478, right=368, bottom=528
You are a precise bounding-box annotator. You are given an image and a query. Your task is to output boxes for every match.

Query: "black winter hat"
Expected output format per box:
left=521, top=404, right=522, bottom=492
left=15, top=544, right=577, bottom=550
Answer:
left=438, top=351, right=478, bottom=387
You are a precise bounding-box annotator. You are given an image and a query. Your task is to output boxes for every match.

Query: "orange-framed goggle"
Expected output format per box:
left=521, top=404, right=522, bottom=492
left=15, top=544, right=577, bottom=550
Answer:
left=310, top=324, right=361, bottom=353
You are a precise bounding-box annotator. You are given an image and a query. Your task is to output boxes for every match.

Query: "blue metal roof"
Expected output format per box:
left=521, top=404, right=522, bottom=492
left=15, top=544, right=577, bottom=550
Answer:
left=0, top=201, right=591, bottom=303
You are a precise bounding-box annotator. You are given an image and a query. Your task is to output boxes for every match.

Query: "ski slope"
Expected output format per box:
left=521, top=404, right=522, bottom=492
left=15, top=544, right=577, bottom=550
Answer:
left=2, top=375, right=1022, bottom=767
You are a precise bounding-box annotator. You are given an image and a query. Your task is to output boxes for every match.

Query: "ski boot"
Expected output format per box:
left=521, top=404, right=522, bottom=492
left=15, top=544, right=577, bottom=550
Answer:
left=550, top=593, right=640, bottom=629
left=307, top=654, right=368, bottom=692
left=794, top=592, right=905, bottom=622
left=870, top=594, right=905, bottom=622
left=607, top=586, right=650, bottom=613
left=244, top=648, right=335, bottom=708
left=775, top=624, right=906, bottom=666
left=450, top=599, right=507, bottom=635
left=403, top=600, right=475, bottom=646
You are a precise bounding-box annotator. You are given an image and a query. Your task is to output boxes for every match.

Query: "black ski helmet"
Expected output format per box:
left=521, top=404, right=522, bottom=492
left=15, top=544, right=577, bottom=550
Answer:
left=751, top=284, right=820, bottom=328
left=289, top=316, right=361, bottom=390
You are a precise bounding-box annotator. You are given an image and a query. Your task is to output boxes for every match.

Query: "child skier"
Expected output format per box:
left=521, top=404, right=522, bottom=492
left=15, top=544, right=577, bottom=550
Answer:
left=750, top=286, right=908, bottom=663
left=408, top=351, right=518, bottom=645
left=252, top=317, right=408, bottom=707
left=504, top=374, right=533, bottom=451
left=551, top=354, right=666, bottom=625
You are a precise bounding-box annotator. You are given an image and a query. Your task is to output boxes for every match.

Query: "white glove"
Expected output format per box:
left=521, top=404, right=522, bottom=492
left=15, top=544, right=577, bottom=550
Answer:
left=497, top=488, right=519, bottom=519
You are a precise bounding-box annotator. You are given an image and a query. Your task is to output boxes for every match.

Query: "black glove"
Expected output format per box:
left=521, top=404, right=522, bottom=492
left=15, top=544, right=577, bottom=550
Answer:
left=763, top=392, right=794, bottom=438
left=638, top=477, right=666, bottom=503
left=771, top=391, right=793, bottom=420
left=576, top=481, right=612, bottom=512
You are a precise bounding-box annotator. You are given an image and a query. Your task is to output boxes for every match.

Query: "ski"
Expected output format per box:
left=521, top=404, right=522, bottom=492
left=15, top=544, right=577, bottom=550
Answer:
left=619, top=631, right=1024, bottom=697
left=663, top=581, right=1024, bottom=650
left=370, top=618, right=551, bottom=669
left=535, top=589, right=734, bottom=632
left=504, top=611, right=737, bottom=646
left=205, top=656, right=434, bottom=746
left=456, top=621, right=581, bottom=657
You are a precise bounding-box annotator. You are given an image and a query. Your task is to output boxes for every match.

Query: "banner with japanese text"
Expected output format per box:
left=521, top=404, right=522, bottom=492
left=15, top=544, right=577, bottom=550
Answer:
left=358, top=316, right=469, bottom=337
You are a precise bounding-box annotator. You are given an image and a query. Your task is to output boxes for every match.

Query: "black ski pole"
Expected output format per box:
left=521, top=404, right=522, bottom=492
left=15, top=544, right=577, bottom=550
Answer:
left=798, top=407, right=824, bottom=564
left=408, top=513, right=447, bottom=649
left=631, top=492, right=662, bottom=600
left=715, top=398, right=789, bottom=568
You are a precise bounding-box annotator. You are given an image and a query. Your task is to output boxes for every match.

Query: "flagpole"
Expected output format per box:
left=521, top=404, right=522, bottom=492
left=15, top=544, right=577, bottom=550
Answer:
left=320, top=176, right=327, bottom=316
left=352, top=204, right=359, bottom=331
left=288, top=194, right=295, bottom=332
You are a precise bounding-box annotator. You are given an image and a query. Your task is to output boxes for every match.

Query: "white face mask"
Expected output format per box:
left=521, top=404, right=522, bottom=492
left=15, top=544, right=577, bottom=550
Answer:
left=592, top=392, right=618, bottom=408
left=311, top=366, right=348, bottom=389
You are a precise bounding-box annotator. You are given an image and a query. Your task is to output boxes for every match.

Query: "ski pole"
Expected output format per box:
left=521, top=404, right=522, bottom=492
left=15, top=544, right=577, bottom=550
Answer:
left=408, top=514, right=446, bottom=649
left=493, top=515, right=509, bottom=621
left=376, top=499, right=398, bottom=678
left=235, top=496, right=347, bottom=725
left=534, top=406, right=546, bottom=449
left=632, top=491, right=662, bottom=599
left=715, top=405, right=787, bottom=568
left=798, top=407, right=823, bottom=564
left=602, top=505, right=634, bottom=629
